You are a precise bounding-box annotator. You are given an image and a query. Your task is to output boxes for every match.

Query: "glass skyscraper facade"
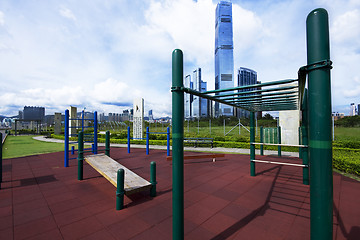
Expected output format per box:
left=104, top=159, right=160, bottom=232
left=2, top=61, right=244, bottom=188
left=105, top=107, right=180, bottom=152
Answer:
left=184, top=74, right=192, bottom=119
left=237, top=67, right=259, bottom=118
left=215, top=0, right=234, bottom=117
left=184, top=68, right=208, bottom=119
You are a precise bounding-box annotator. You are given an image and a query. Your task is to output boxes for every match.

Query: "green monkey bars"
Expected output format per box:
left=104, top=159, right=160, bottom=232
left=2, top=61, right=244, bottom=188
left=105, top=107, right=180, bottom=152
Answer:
left=172, top=8, right=332, bottom=240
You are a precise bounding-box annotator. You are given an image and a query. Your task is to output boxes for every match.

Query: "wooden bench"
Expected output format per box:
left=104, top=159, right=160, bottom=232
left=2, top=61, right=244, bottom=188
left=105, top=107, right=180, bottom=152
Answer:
left=184, top=138, right=214, bottom=148
left=166, top=153, right=225, bottom=162
left=85, top=153, right=152, bottom=196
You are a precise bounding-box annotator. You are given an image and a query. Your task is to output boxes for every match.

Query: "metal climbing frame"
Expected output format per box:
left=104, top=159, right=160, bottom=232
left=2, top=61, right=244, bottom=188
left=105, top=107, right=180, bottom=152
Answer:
left=171, top=8, right=333, bottom=240
left=64, top=110, right=98, bottom=167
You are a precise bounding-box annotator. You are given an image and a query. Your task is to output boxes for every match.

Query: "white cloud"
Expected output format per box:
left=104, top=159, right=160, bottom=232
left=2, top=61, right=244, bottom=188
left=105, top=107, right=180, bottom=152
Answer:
left=331, top=9, right=360, bottom=47
left=0, top=11, right=4, bottom=26
left=59, top=6, right=77, bottom=22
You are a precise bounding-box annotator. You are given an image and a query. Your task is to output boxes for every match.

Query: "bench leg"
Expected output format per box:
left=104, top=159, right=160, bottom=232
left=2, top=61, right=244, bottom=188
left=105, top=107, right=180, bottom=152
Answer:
left=150, top=161, right=157, bottom=197
left=116, top=169, right=125, bottom=210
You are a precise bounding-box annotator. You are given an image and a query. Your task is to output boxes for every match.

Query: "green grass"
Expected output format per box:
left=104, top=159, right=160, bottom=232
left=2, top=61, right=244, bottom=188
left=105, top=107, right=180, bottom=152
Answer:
left=334, top=127, right=360, bottom=141
left=3, top=135, right=64, bottom=159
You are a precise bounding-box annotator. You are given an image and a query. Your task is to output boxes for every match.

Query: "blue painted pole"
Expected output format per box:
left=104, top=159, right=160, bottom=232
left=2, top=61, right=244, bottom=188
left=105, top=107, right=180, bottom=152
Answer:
left=71, top=146, right=75, bottom=155
left=127, top=126, right=130, bottom=153
left=64, top=109, right=69, bottom=167
left=167, top=127, right=170, bottom=156
left=78, top=131, right=84, bottom=181
left=94, top=111, right=98, bottom=154
left=146, top=127, right=150, bottom=155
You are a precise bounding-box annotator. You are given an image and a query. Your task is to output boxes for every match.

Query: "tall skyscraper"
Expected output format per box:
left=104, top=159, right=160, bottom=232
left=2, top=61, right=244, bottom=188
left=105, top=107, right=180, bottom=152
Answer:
left=215, top=0, right=234, bottom=117
left=237, top=67, right=258, bottom=118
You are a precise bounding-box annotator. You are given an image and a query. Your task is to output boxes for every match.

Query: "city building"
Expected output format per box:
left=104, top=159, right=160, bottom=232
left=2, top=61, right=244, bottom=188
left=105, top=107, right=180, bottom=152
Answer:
left=192, top=68, right=208, bottom=118
left=21, top=106, right=45, bottom=122
left=184, top=68, right=209, bottom=119
left=184, top=74, right=192, bottom=119
left=215, top=0, right=234, bottom=117
left=149, top=110, right=154, bottom=122
left=358, top=104, right=360, bottom=116
left=236, top=67, right=260, bottom=118
left=332, top=112, right=345, bottom=120
left=350, top=103, right=356, bottom=116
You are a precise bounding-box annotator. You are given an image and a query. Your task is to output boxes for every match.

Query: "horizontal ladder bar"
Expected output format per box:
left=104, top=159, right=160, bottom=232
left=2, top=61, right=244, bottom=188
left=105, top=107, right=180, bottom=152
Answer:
left=251, top=142, right=308, bottom=148
left=251, top=159, right=308, bottom=167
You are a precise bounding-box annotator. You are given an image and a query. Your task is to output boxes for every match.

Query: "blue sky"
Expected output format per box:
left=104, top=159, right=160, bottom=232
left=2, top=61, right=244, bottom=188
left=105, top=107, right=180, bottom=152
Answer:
left=0, top=0, right=359, bottom=117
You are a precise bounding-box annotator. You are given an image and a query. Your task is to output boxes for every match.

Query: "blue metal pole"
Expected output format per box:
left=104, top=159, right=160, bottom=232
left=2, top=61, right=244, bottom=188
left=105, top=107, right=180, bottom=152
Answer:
left=78, top=131, right=84, bottom=180
left=127, top=126, right=130, bottom=153
left=64, top=109, right=69, bottom=167
left=167, top=127, right=170, bottom=156
left=71, top=146, right=75, bottom=155
left=94, top=111, right=98, bottom=154
left=146, top=127, right=150, bottom=155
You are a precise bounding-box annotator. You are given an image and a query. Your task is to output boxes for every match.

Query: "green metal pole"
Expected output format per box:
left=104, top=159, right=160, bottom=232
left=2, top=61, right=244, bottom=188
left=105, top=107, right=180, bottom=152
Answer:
left=250, top=112, right=255, bottom=176
left=150, top=161, right=157, bottom=197
left=277, top=126, right=281, bottom=156
left=260, top=126, right=264, bottom=156
left=77, top=131, right=84, bottom=181
left=105, top=130, right=110, bottom=156
left=116, top=168, right=124, bottom=210
left=307, top=8, right=333, bottom=240
left=172, top=49, right=184, bottom=240
left=302, top=88, right=309, bottom=185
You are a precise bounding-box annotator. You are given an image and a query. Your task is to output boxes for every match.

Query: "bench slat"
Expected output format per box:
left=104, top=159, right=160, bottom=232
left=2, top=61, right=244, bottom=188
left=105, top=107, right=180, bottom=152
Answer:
left=85, top=154, right=151, bottom=195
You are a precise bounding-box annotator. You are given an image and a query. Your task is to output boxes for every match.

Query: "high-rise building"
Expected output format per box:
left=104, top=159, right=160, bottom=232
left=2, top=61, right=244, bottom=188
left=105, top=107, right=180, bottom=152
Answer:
left=350, top=103, right=356, bottom=116
left=22, top=106, right=45, bottom=122
left=148, top=110, right=154, bottom=122
left=192, top=68, right=208, bottom=118
left=184, top=74, right=192, bottom=119
left=358, top=104, right=360, bottom=116
left=237, top=67, right=259, bottom=119
left=215, top=0, right=234, bottom=117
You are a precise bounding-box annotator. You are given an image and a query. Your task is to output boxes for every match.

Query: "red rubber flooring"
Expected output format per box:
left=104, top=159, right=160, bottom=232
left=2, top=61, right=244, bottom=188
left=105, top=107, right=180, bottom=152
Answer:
left=0, top=148, right=359, bottom=240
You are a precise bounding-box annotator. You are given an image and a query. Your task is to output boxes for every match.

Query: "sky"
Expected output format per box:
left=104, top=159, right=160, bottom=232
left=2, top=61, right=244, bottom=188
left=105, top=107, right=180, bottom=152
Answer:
left=0, top=0, right=359, bottom=118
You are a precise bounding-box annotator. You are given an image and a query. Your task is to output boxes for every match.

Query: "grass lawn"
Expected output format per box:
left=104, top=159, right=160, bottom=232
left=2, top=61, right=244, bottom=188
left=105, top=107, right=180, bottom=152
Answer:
left=3, top=135, right=64, bottom=159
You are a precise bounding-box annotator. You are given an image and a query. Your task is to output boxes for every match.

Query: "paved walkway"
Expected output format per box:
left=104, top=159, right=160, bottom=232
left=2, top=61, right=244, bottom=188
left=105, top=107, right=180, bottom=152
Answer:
left=33, top=136, right=300, bottom=157
left=0, top=148, right=359, bottom=239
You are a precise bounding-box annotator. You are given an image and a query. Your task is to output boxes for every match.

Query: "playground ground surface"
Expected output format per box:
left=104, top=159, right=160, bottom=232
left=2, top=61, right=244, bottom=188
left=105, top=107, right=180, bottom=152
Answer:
left=0, top=147, right=359, bottom=240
